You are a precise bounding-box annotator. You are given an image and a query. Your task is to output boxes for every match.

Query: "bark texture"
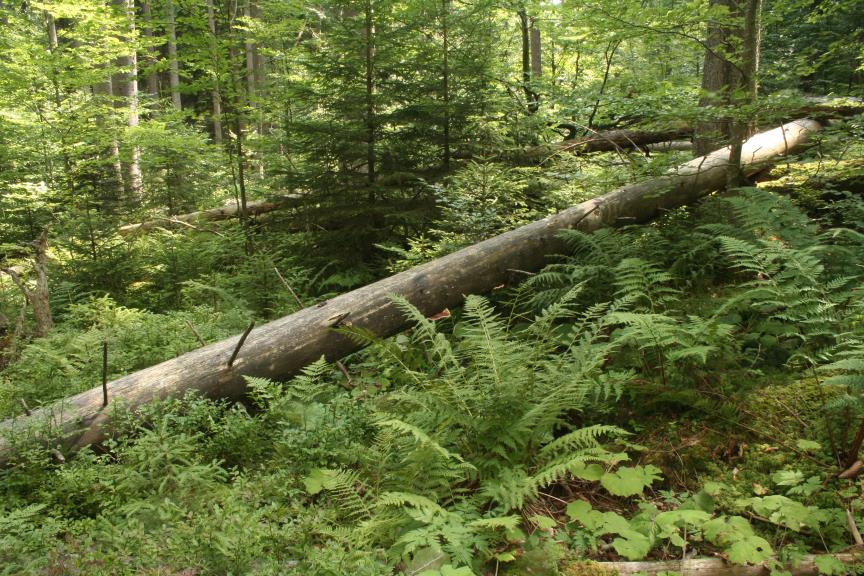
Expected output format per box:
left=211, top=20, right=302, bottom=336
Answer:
left=0, top=119, right=822, bottom=463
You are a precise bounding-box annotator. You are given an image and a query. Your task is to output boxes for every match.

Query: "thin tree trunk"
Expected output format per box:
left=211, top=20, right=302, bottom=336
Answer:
left=364, top=0, right=376, bottom=187
left=122, top=0, right=143, bottom=200
left=519, top=9, right=538, bottom=114
left=726, top=0, right=762, bottom=186
left=46, top=10, right=58, bottom=49
left=586, top=40, right=620, bottom=130
left=226, top=3, right=248, bottom=228
left=166, top=0, right=182, bottom=111
left=243, top=0, right=256, bottom=103
left=206, top=0, right=223, bottom=144
left=530, top=26, right=541, bottom=78
left=441, top=0, right=450, bottom=169
left=0, top=119, right=822, bottom=460
left=141, top=0, right=160, bottom=98
left=92, top=77, right=127, bottom=199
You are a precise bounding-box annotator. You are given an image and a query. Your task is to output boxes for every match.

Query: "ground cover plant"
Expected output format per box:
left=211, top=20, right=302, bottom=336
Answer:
left=1, top=0, right=864, bottom=572
left=2, top=185, right=863, bottom=575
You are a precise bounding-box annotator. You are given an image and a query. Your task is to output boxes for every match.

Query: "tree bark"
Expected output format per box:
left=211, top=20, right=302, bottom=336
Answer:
left=166, top=0, right=182, bottom=111
left=530, top=26, right=541, bottom=79
left=0, top=119, right=821, bottom=462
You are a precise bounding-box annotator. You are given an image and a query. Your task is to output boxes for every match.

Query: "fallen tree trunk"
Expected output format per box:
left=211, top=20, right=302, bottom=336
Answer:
left=568, top=553, right=862, bottom=576
left=118, top=195, right=302, bottom=236
left=520, top=126, right=694, bottom=160
left=556, top=126, right=694, bottom=154
left=0, top=119, right=822, bottom=463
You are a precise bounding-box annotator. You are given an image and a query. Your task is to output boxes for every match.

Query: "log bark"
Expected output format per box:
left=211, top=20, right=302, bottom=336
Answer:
left=0, top=119, right=821, bottom=463
left=569, top=553, right=862, bottom=576
left=118, top=195, right=302, bottom=235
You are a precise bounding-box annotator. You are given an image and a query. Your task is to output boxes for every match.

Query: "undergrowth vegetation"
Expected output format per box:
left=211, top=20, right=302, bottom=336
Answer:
left=1, top=187, right=863, bottom=575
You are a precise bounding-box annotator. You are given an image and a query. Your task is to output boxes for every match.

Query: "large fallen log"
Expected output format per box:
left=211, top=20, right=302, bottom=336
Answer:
left=566, top=553, right=862, bottom=576
left=0, top=119, right=822, bottom=463
left=118, top=194, right=302, bottom=236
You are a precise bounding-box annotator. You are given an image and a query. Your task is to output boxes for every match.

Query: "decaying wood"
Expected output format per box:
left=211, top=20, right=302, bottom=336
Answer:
left=568, top=553, right=862, bottom=576
left=524, top=127, right=694, bottom=159
left=0, top=119, right=822, bottom=464
left=0, top=231, right=54, bottom=338
left=118, top=195, right=302, bottom=235
left=556, top=127, right=694, bottom=154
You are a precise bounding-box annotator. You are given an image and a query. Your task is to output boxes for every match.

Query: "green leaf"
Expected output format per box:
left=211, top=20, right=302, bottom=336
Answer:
left=814, top=555, right=846, bottom=575
left=612, top=529, right=652, bottom=560
left=772, top=470, right=804, bottom=487
left=571, top=463, right=605, bottom=481
left=690, top=490, right=715, bottom=513
left=566, top=500, right=594, bottom=524
left=796, top=439, right=822, bottom=452
left=303, top=468, right=333, bottom=495
left=530, top=515, right=557, bottom=530
left=703, top=515, right=755, bottom=546
left=726, top=535, right=773, bottom=565
left=601, top=465, right=662, bottom=497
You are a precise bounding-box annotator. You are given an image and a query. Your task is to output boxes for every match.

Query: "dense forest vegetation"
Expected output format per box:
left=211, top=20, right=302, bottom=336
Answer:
left=1, top=0, right=863, bottom=573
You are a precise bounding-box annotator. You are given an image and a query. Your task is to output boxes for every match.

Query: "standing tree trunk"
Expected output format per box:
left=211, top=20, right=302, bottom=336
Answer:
left=586, top=39, right=620, bottom=130
left=726, top=0, right=762, bottom=186
left=441, top=0, right=450, bottom=169
left=519, top=9, right=539, bottom=114
left=141, top=0, right=161, bottom=99
left=364, top=0, right=376, bottom=187
left=226, top=1, right=248, bottom=235
left=694, top=0, right=744, bottom=156
left=530, top=25, right=541, bottom=79
left=206, top=0, right=223, bottom=144
left=121, top=0, right=143, bottom=200
left=92, top=77, right=127, bottom=200
left=166, top=0, right=182, bottom=111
